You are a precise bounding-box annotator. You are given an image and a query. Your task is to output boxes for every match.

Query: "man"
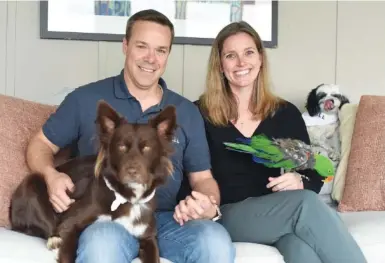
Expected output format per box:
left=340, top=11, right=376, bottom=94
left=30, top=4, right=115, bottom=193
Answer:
left=26, top=9, right=234, bottom=263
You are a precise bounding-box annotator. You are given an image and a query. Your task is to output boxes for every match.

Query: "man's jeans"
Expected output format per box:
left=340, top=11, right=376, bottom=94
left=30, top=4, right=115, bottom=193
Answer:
left=75, top=211, right=235, bottom=263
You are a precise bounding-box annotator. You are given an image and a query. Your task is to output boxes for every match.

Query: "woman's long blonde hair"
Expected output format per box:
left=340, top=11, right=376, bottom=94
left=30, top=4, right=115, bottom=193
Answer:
left=199, top=21, right=284, bottom=126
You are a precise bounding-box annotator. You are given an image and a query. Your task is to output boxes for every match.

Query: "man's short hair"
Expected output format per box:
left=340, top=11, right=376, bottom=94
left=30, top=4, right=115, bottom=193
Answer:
left=125, top=9, right=175, bottom=48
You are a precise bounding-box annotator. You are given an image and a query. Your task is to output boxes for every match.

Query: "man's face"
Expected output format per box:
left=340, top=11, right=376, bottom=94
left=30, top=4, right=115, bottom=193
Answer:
left=123, top=21, right=172, bottom=90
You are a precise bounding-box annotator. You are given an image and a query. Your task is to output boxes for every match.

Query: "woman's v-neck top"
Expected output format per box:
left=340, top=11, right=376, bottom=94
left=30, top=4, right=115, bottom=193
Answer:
left=197, top=100, right=324, bottom=206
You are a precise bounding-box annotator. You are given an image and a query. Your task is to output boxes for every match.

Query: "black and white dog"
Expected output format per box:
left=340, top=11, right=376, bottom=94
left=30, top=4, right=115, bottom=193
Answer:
left=302, top=83, right=350, bottom=169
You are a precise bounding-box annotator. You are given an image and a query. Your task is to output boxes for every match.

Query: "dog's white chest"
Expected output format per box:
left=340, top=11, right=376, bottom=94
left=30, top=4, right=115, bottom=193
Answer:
left=99, top=178, right=152, bottom=237
left=96, top=203, right=149, bottom=237
left=114, top=204, right=148, bottom=237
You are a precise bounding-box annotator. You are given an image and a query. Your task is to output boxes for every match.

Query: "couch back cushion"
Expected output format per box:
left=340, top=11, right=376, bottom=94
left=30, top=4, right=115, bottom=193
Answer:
left=0, top=94, right=57, bottom=227
left=338, top=95, right=385, bottom=212
left=331, top=103, right=358, bottom=202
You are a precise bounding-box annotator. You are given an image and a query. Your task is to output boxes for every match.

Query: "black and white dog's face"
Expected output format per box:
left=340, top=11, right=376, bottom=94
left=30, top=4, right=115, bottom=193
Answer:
left=305, top=84, right=350, bottom=116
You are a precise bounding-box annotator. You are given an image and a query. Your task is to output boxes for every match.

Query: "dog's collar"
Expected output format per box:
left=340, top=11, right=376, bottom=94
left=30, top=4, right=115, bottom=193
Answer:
left=140, top=189, right=156, bottom=204
left=103, top=177, right=156, bottom=211
left=302, top=111, right=338, bottom=126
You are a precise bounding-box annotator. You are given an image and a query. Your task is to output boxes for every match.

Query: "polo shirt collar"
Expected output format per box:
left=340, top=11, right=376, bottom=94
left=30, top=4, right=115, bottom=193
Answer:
left=114, top=69, right=169, bottom=110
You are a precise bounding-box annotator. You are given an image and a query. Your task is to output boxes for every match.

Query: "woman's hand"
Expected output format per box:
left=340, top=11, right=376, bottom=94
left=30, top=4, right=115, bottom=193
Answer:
left=173, top=191, right=217, bottom=225
left=266, top=172, right=304, bottom=192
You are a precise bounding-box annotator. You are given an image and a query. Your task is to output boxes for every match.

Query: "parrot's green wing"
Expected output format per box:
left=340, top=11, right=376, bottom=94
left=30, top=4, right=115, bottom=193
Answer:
left=262, top=158, right=299, bottom=170
left=249, top=134, right=285, bottom=162
left=224, top=134, right=336, bottom=183
left=224, top=134, right=310, bottom=171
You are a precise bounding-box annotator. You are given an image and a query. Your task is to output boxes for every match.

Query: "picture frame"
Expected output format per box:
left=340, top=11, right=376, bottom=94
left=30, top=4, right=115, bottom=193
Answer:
left=40, top=0, right=278, bottom=48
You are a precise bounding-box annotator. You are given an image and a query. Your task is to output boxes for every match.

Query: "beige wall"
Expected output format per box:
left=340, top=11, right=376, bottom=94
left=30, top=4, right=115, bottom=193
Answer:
left=1, top=1, right=384, bottom=109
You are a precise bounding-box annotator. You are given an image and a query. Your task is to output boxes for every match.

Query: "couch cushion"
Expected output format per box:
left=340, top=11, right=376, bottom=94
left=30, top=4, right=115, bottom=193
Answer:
left=0, top=227, right=284, bottom=263
left=2, top=208, right=385, bottom=263
left=0, top=228, right=56, bottom=263
left=233, top=242, right=284, bottom=263
left=0, top=228, right=174, bottom=263
left=338, top=95, right=385, bottom=212
left=331, top=103, right=358, bottom=202
left=339, top=210, right=385, bottom=263
left=0, top=95, right=56, bottom=227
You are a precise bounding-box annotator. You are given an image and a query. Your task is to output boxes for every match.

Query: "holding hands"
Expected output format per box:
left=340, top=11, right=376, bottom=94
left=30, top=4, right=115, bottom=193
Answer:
left=173, top=191, right=217, bottom=226
left=266, top=172, right=304, bottom=192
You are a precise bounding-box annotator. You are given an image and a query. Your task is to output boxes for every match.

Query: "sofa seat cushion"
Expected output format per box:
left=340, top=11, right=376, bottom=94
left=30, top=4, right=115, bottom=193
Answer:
left=0, top=227, right=174, bottom=263
left=2, top=210, right=385, bottom=263
left=339, top=210, right=385, bottom=263
left=234, top=242, right=284, bottom=263
left=0, top=227, right=284, bottom=263
left=0, top=228, right=55, bottom=263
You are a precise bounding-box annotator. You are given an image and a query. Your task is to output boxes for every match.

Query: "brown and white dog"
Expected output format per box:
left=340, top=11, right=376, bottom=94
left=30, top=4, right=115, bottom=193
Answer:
left=9, top=101, right=177, bottom=263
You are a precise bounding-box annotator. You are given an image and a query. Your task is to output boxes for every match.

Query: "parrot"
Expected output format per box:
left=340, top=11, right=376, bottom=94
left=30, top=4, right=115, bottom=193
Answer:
left=223, top=134, right=335, bottom=183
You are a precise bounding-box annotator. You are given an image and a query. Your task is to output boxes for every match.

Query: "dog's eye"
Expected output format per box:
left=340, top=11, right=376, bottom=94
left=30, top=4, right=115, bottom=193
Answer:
left=142, top=146, right=151, bottom=152
left=118, top=144, right=127, bottom=152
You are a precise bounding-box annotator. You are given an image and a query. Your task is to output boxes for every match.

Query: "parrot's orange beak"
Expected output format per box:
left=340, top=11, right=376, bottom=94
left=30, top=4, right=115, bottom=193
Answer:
left=322, top=176, right=334, bottom=183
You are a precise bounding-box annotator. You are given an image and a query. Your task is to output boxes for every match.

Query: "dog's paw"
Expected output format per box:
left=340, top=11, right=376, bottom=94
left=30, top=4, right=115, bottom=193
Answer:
left=52, top=248, right=59, bottom=261
left=329, top=154, right=340, bottom=163
left=47, top=236, right=62, bottom=250
left=329, top=152, right=340, bottom=162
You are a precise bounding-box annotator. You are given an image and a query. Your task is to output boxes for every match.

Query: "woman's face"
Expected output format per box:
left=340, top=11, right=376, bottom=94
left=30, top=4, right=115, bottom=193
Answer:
left=220, top=32, right=262, bottom=90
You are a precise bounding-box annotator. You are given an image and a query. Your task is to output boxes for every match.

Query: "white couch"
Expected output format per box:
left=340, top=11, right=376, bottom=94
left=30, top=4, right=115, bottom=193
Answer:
left=1, top=94, right=385, bottom=263
left=1, top=203, right=385, bottom=263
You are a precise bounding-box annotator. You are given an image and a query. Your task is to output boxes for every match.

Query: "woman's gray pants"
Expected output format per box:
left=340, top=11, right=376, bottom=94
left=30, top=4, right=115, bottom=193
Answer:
left=219, top=190, right=367, bottom=263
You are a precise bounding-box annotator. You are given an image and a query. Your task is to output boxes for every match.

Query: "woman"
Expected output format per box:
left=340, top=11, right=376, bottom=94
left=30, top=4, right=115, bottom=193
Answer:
left=196, top=21, right=366, bottom=263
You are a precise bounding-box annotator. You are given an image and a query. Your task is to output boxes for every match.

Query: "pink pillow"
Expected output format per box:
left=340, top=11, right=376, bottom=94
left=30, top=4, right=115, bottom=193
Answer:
left=338, top=95, right=385, bottom=212
left=0, top=95, right=57, bottom=227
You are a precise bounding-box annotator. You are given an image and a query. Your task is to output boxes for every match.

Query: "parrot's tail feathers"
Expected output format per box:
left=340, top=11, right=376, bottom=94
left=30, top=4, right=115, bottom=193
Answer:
left=225, top=147, right=253, bottom=155
left=252, top=155, right=274, bottom=164
left=236, top=137, right=252, bottom=144
left=223, top=142, right=257, bottom=154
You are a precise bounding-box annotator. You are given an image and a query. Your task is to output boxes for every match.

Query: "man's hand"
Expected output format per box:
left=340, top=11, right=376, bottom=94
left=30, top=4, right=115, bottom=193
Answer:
left=173, top=191, right=217, bottom=226
left=44, top=170, right=75, bottom=213
left=266, top=173, right=304, bottom=192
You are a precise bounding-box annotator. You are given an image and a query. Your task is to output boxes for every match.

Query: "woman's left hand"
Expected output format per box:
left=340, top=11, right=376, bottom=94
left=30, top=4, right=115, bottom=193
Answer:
left=266, top=173, right=304, bottom=192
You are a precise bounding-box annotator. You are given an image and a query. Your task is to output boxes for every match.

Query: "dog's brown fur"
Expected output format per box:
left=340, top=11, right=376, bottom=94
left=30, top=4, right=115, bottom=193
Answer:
left=9, top=100, right=177, bottom=263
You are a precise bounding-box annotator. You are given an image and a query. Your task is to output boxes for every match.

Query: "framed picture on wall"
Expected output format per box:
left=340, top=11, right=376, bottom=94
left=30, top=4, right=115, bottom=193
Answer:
left=40, top=0, right=278, bottom=48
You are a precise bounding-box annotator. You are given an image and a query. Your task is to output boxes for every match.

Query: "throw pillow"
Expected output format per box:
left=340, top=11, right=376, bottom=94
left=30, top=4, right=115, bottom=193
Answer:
left=331, top=103, right=358, bottom=202
left=338, top=95, right=385, bottom=212
left=0, top=95, right=56, bottom=227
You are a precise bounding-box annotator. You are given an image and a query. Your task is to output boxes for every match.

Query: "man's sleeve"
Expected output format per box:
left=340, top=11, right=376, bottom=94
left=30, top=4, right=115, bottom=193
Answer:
left=42, top=90, right=80, bottom=149
left=182, top=104, right=212, bottom=173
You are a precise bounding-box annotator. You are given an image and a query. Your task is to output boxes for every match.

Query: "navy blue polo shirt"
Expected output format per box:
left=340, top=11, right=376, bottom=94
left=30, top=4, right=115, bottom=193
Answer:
left=42, top=70, right=211, bottom=211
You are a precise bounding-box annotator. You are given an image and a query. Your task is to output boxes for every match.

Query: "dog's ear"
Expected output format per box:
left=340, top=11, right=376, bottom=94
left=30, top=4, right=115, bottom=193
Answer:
left=95, top=100, right=122, bottom=136
left=150, top=105, right=177, bottom=141
left=305, top=87, right=321, bottom=116
left=337, top=94, right=350, bottom=109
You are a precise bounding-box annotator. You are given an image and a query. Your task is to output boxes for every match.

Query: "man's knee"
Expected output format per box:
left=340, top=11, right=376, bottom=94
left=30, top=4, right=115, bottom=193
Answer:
left=76, top=221, right=139, bottom=263
left=187, top=219, right=235, bottom=263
